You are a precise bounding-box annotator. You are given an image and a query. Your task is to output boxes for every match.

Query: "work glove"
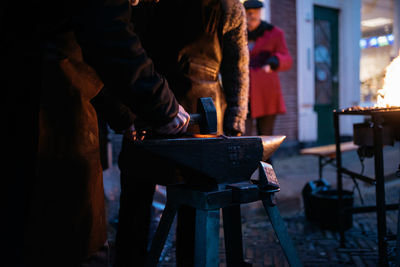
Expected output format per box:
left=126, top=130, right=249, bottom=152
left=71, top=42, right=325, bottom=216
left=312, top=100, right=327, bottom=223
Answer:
left=224, top=130, right=242, bottom=137
left=126, top=105, right=189, bottom=140
left=154, top=104, right=190, bottom=135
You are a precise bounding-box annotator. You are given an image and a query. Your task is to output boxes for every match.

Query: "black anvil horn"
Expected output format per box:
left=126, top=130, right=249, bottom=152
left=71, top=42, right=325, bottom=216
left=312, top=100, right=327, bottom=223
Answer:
left=130, top=135, right=285, bottom=184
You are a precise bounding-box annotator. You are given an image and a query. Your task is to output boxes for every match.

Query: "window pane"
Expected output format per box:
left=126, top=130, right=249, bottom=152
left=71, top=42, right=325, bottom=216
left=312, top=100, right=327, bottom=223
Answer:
left=360, top=0, right=397, bottom=104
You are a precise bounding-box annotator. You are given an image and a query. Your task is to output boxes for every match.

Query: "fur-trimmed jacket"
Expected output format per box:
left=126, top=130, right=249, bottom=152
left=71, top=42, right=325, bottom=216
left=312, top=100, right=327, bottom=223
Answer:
left=130, top=0, right=249, bottom=135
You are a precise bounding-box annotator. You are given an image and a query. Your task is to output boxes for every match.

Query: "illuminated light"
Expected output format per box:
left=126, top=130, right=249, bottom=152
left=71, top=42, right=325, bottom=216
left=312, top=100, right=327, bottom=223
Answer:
left=240, top=0, right=264, bottom=3
left=369, top=37, right=378, bottom=47
left=377, top=36, right=389, bottom=47
left=360, top=34, right=395, bottom=49
left=360, top=39, right=367, bottom=49
left=375, top=54, right=400, bottom=108
left=387, top=34, right=394, bottom=44
left=361, top=17, right=393, bottom=28
left=191, top=134, right=219, bottom=138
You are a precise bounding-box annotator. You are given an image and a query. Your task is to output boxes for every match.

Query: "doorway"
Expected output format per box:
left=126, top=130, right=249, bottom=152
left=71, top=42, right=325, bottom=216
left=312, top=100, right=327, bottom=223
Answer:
left=314, top=6, right=339, bottom=145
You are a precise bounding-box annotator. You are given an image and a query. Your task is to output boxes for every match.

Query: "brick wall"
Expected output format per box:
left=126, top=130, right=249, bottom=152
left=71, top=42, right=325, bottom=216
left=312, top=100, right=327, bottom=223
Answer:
left=271, top=0, right=298, bottom=142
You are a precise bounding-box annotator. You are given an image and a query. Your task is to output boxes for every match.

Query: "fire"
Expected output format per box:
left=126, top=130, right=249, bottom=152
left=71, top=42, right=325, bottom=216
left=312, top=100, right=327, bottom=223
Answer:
left=375, top=53, right=400, bottom=108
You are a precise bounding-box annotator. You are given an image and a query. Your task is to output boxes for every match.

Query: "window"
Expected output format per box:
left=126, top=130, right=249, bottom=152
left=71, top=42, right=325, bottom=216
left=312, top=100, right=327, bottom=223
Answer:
left=360, top=0, right=398, bottom=104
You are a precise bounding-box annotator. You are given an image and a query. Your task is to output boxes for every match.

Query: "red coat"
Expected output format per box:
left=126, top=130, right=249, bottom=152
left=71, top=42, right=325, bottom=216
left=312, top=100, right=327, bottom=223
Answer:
left=249, top=25, right=292, bottom=118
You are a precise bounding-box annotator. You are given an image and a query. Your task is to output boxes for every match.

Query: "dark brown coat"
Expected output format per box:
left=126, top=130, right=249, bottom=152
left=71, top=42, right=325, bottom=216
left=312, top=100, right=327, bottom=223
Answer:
left=4, top=0, right=179, bottom=265
left=131, top=0, right=249, bottom=134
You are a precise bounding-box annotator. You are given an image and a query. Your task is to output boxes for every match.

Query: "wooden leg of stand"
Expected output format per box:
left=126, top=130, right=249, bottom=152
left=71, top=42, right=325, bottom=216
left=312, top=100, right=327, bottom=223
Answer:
left=146, top=201, right=178, bottom=267
left=194, top=209, right=220, bottom=267
left=396, top=192, right=400, bottom=267
left=262, top=198, right=303, bottom=267
left=223, top=205, right=251, bottom=267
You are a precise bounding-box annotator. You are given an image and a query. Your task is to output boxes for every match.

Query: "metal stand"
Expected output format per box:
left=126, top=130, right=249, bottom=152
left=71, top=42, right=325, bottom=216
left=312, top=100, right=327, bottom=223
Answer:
left=334, top=110, right=399, bottom=266
left=145, top=182, right=302, bottom=267
left=396, top=192, right=400, bottom=267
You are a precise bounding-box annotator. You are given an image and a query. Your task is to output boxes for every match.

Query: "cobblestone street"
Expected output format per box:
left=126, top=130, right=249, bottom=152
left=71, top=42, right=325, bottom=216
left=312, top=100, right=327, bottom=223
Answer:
left=104, top=141, right=400, bottom=266
left=157, top=182, right=400, bottom=267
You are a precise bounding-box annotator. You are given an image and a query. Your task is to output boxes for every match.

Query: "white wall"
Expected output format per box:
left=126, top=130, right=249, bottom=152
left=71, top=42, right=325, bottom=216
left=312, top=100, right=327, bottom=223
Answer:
left=338, top=0, right=363, bottom=134
left=393, top=0, right=400, bottom=57
left=297, top=0, right=362, bottom=142
left=262, top=0, right=271, bottom=22
left=297, top=0, right=317, bottom=142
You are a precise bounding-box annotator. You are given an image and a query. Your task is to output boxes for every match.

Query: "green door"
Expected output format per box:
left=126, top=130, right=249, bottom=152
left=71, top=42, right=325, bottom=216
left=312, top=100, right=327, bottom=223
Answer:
left=314, top=6, right=339, bottom=145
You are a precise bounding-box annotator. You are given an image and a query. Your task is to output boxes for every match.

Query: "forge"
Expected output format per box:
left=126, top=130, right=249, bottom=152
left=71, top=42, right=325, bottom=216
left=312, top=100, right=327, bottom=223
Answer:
left=332, top=53, right=400, bottom=266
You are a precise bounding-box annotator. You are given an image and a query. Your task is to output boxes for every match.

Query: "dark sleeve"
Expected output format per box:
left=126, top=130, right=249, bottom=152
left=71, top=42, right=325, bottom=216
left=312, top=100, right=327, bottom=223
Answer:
left=220, top=0, right=249, bottom=135
left=73, top=0, right=178, bottom=127
left=91, top=87, right=136, bottom=133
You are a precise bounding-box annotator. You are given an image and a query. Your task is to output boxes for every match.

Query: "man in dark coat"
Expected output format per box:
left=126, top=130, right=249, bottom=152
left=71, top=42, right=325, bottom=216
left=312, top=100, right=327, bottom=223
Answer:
left=115, top=0, right=249, bottom=266
left=4, top=0, right=189, bottom=266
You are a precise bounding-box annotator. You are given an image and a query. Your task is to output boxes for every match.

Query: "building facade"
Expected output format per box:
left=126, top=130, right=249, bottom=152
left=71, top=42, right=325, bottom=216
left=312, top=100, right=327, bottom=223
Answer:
left=260, top=0, right=399, bottom=149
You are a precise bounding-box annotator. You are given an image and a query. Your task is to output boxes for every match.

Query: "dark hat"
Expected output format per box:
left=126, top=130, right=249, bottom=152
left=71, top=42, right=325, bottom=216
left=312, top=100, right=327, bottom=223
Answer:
left=243, top=0, right=264, bottom=9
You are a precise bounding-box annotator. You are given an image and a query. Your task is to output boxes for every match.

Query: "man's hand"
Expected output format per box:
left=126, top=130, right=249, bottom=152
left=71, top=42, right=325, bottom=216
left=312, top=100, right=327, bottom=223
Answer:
left=130, top=0, right=159, bottom=6
left=225, top=130, right=242, bottom=137
left=155, top=105, right=190, bottom=135
left=124, top=123, right=143, bottom=141
left=124, top=105, right=189, bottom=140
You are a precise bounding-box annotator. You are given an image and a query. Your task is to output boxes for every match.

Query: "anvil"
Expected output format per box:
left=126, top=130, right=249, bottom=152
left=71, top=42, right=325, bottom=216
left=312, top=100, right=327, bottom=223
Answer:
left=138, top=134, right=303, bottom=267
left=128, top=135, right=285, bottom=185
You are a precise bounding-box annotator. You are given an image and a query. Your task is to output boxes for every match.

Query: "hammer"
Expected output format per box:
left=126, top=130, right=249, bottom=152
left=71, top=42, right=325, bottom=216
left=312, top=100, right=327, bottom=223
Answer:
left=189, top=97, right=217, bottom=134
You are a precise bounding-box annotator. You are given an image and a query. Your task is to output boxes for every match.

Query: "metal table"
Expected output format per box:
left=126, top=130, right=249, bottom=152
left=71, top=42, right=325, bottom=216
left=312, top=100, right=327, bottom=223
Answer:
left=333, top=107, right=400, bottom=266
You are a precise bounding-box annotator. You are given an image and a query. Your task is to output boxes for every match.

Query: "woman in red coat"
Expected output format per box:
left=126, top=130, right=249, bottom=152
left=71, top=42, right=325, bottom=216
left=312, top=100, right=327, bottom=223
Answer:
left=244, top=0, right=292, bottom=136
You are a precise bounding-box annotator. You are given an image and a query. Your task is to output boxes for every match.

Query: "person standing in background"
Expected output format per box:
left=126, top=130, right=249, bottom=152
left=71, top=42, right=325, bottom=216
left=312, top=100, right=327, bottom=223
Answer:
left=243, top=0, right=292, bottom=139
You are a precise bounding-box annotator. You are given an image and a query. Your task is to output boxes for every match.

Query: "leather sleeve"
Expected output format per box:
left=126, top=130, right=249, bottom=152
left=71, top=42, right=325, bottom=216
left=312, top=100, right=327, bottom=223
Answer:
left=73, top=0, right=178, bottom=127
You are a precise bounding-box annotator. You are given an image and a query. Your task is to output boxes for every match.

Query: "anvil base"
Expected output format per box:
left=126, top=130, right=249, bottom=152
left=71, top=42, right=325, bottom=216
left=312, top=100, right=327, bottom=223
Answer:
left=146, top=182, right=302, bottom=267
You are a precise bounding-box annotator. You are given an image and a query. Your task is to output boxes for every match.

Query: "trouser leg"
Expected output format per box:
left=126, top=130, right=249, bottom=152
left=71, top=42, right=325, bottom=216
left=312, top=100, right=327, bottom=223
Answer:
left=176, top=205, right=196, bottom=267
left=245, top=118, right=256, bottom=136
left=256, top=114, right=276, bottom=136
left=81, top=241, right=111, bottom=267
left=115, top=148, right=156, bottom=267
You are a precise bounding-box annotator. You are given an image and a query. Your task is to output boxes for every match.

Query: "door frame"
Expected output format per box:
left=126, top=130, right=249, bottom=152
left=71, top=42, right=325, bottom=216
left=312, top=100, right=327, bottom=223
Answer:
left=313, top=5, right=339, bottom=145
left=296, top=0, right=362, bottom=143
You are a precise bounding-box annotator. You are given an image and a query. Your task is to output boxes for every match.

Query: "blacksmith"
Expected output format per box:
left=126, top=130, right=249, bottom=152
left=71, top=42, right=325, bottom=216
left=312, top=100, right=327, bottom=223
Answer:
left=115, top=0, right=249, bottom=266
left=4, top=0, right=189, bottom=266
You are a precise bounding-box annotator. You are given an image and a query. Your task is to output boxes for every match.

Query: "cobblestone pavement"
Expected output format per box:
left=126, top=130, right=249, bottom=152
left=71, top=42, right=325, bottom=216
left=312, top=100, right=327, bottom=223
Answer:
left=156, top=181, right=400, bottom=267
left=104, top=142, right=400, bottom=266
